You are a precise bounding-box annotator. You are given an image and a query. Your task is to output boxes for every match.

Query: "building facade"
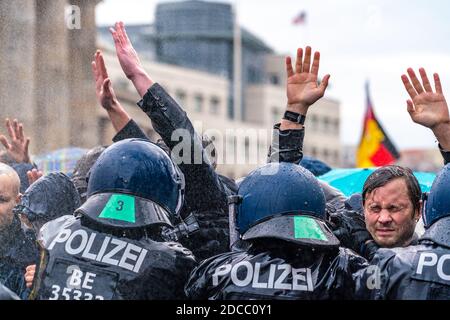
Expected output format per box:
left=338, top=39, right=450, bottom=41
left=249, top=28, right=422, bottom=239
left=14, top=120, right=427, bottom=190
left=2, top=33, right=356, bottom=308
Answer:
left=1, top=0, right=342, bottom=179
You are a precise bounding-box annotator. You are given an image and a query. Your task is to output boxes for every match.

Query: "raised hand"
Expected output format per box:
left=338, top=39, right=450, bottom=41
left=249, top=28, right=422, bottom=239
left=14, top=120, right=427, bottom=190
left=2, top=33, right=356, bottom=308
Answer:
left=285, top=46, right=331, bottom=115
left=401, top=68, right=449, bottom=129
left=91, top=50, right=131, bottom=133
left=110, top=21, right=153, bottom=97
left=25, top=265, right=36, bottom=288
left=401, top=68, right=450, bottom=149
left=26, top=168, right=43, bottom=185
left=0, top=118, right=31, bottom=163
left=92, top=50, right=119, bottom=111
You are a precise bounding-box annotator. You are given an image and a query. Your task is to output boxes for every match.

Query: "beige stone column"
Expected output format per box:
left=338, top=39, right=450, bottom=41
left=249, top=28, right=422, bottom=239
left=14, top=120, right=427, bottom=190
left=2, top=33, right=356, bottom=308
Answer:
left=67, top=0, right=102, bottom=148
left=33, top=0, right=70, bottom=153
left=0, top=0, right=36, bottom=150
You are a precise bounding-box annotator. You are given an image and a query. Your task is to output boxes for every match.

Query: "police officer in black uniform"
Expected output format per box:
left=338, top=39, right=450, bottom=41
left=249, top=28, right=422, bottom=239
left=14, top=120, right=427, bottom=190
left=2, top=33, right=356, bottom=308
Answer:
left=29, top=139, right=197, bottom=300
left=185, top=162, right=368, bottom=300
left=355, top=163, right=450, bottom=299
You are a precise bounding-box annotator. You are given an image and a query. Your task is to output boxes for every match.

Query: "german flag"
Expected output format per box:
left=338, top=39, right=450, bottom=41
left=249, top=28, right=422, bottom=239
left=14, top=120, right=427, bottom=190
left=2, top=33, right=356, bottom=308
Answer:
left=356, top=82, right=400, bottom=168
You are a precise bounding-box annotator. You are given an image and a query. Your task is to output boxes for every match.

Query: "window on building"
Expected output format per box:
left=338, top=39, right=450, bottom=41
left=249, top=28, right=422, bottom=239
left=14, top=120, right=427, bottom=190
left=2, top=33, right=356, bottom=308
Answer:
left=269, top=74, right=280, bottom=85
left=194, top=94, right=203, bottom=112
left=310, top=115, right=318, bottom=131
left=334, top=119, right=340, bottom=134
left=210, top=96, right=220, bottom=115
left=323, top=149, right=329, bottom=161
left=323, top=117, right=330, bottom=133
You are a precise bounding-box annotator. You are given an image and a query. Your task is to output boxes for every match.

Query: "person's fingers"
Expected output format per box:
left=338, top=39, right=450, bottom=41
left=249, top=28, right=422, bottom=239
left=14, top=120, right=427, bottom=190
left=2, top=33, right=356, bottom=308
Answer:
left=25, top=277, right=34, bottom=288
left=26, top=171, right=33, bottom=183
left=91, top=61, right=98, bottom=83
left=407, top=68, right=425, bottom=94
left=286, top=56, right=294, bottom=77
left=120, top=21, right=132, bottom=45
left=406, top=99, right=415, bottom=114
left=0, top=135, right=11, bottom=149
left=319, top=74, right=331, bottom=95
left=103, top=78, right=112, bottom=96
left=13, top=119, right=19, bottom=134
left=434, top=73, right=443, bottom=94
left=419, top=68, right=433, bottom=93
left=24, top=137, right=30, bottom=157
left=116, top=21, right=126, bottom=46
left=110, top=27, right=121, bottom=49
left=310, top=51, right=321, bottom=76
left=37, top=170, right=43, bottom=179
left=18, top=123, right=24, bottom=142
left=295, top=48, right=303, bottom=73
left=25, top=265, right=36, bottom=272
left=6, top=118, right=15, bottom=140
left=401, top=74, right=418, bottom=100
left=98, top=51, right=109, bottom=79
left=302, top=46, right=312, bottom=73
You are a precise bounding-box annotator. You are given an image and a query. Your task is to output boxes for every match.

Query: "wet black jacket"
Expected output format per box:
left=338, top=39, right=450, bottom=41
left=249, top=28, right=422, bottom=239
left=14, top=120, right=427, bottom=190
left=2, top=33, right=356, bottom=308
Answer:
left=185, top=240, right=368, bottom=300
left=115, top=83, right=235, bottom=213
left=0, top=215, right=39, bottom=299
left=30, top=215, right=197, bottom=300
left=18, top=172, right=81, bottom=233
left=113, top=83, right=236, bottom=260
left=354, top=216, right=450, bottom=299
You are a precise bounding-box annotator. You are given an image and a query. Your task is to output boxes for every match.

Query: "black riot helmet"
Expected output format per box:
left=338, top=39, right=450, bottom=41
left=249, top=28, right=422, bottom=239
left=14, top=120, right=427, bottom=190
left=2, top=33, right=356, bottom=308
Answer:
left=75, top=139, right=185, bottom=230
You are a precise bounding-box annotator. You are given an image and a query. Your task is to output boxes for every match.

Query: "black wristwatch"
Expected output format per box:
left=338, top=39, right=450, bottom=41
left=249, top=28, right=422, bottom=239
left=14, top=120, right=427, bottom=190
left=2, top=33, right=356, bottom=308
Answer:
left=283, top=110, right=306, bottom=125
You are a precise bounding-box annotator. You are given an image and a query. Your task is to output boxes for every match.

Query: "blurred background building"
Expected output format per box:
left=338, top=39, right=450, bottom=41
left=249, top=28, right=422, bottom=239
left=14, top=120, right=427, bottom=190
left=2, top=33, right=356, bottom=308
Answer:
left=1, top=0, right=342, bottom=178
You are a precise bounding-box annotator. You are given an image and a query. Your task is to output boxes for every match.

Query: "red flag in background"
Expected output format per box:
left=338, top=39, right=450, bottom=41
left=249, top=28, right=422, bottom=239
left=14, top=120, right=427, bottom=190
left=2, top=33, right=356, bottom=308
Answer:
left=356, top=82, right=400, bottom=167
left=292, top=11, right=307, bottom=25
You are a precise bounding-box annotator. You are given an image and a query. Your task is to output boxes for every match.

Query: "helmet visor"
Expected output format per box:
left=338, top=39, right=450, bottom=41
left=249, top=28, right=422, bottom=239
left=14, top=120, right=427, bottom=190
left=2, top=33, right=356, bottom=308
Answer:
left=76, top=192, right=173, bottom=229
left=242, top=214, right=340, bottom=248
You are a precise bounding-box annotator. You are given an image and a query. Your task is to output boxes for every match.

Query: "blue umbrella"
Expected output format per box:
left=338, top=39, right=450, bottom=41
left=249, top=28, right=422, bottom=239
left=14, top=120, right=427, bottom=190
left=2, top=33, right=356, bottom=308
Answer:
left=318, top=168, right=436, bottom=197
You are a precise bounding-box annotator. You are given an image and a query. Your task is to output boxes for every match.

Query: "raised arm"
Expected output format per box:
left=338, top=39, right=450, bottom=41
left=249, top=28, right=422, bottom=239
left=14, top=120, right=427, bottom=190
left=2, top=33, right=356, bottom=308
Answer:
left=401, top=68, right=450, bottom=158
left=269, top=46, right=330, bottom=163
left=91, top=50, right=131, bottom=133
left=0, top=118, right=31, bottom=164
left=282, top=46, right=330, bottom=130
left=110, top=22, right=153, bottom=98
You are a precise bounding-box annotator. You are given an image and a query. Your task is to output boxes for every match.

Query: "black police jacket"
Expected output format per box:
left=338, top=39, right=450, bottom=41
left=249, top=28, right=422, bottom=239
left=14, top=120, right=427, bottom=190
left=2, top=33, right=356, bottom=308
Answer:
left=185, top=240, right=368, bottom=300
left=30, top=215, right=197, bottom=300
left=354, top=216, right=450, bottom=300
left=112, top=83, right=237, bottom=260
left=115, top=83, right=235, bottom=213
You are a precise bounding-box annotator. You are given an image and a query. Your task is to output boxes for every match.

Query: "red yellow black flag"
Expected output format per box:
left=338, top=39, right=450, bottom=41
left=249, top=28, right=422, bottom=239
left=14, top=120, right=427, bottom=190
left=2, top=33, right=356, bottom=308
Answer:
left=356, top=82, right=400, bottom=167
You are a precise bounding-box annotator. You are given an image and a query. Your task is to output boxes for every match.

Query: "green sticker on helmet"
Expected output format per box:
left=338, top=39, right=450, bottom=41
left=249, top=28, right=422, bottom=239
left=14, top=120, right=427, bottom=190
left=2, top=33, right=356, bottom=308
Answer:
left=99, top=194, right=136, bottom=223
left=293, top=216, right=327, bottom=241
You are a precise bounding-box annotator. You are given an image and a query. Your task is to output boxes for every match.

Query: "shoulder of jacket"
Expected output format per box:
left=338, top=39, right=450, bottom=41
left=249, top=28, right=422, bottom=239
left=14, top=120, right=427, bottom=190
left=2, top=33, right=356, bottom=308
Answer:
left=38, top=215, right=79, bottom=247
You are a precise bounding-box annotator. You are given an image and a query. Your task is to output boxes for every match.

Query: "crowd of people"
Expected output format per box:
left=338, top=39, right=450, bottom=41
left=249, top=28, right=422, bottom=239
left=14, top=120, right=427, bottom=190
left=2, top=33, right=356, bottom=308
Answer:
left=0, top=21, right=449, bottom=300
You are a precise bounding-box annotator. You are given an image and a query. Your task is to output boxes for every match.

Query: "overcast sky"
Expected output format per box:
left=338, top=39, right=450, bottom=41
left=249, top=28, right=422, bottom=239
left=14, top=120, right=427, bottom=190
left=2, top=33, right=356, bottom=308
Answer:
left=97, top=0, right=450, bottom=150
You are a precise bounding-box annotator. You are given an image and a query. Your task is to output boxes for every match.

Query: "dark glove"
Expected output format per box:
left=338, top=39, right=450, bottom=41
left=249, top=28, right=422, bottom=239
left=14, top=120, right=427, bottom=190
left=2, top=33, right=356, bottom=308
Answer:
left=329, top=208, right=375, bottom=259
